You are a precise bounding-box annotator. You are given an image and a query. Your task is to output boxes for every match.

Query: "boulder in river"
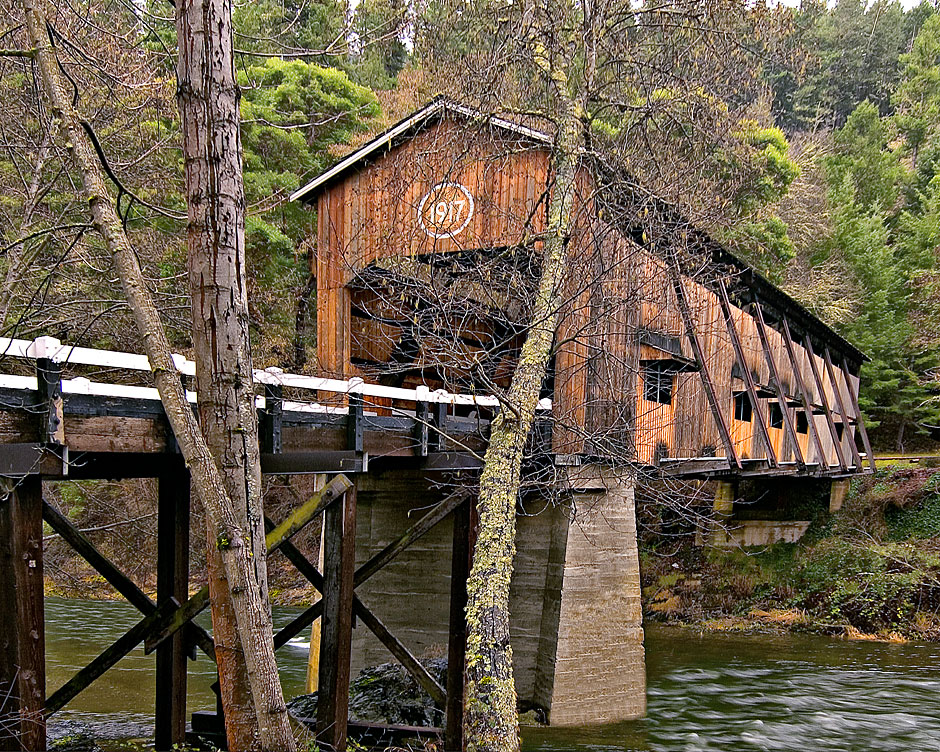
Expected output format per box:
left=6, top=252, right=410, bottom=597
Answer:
left=288, top=658, right=448, bottom=728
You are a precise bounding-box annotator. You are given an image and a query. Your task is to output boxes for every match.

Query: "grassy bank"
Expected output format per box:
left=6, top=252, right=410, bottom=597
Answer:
left=641, top=466, right=940, bottom=642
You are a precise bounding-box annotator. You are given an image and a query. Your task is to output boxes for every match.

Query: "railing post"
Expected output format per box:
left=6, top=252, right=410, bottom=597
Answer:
left=260, top=381, right=283, bottom=455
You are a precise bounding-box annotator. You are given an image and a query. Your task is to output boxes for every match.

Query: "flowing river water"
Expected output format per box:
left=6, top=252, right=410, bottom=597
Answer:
left=45, top=597, right=940, bottom=751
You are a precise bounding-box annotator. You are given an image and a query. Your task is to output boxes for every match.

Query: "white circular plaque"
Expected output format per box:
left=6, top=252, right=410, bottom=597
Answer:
left=417, top=182, right=475, bottom=239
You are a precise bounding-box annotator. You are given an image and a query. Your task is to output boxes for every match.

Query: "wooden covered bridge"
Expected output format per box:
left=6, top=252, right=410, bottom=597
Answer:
left=0, top=98, right=872, bottom=751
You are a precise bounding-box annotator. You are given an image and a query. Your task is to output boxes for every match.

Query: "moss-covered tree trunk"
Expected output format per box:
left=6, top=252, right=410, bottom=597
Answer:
left=24, top=3, right=295, bottom=749
left=462, top=92, right=585, bottom=751
left=174, top=1, right=278, bottom=748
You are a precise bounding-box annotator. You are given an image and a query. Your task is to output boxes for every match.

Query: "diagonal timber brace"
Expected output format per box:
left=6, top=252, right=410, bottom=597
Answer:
left=45, top=598, right=180, bottom=715
left=41, top=499, right=215, bottom=659
left=751, top=302, right=805, bottom=470
left=840, top=355, right=876, bottom=472
left=824, top=347, right=863, bottom=469
left=271, top=488, right=472, bottom=648
left=802, top=335, right=848, bottom=472
left=263, top=518, right=446, bottom=707
left=779, top=318, right=828, bottom=467
left=718, top=281, right=777, bottom=467
left=667, top=262, right=741, bottom=469
left=143, top=474, right=352, bottom=654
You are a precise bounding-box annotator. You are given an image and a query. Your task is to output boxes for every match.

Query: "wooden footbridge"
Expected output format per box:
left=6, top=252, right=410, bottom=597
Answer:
left=0, top=335, right=503, bottom=751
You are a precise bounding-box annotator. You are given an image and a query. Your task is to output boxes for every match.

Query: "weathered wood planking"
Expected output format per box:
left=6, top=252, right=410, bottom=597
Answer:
left=306, top=113, right=867, bottom=474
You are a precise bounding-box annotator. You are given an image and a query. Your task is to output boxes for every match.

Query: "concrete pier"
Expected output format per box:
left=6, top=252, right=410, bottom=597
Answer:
left=348, top=467, right=646, bottom=726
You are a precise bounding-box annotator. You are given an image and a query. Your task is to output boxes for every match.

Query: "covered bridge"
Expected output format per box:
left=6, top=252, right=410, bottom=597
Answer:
left=0, top=98, right=872, bottom=751
left=285, top=97, right=874, bottom=728
left=292, top=96, right=873, bottom=479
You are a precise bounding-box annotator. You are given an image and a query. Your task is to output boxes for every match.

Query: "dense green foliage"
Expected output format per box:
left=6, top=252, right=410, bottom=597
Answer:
left=768, top=4, right=940, bottom=450
left=643, top=468, right=940, bottom=639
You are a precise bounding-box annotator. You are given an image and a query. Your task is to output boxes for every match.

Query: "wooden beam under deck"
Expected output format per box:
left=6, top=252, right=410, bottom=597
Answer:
left=657, top=456, right=862, bottom=480
left=0, top=387, right=489, bottom=475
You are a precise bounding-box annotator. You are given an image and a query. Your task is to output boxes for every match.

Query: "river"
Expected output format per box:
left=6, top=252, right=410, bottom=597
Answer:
left=45, top=597, right=940, bottom=751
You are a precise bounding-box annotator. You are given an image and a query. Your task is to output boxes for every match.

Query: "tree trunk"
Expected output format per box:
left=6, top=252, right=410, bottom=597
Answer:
left=23, top=4, right=296, bottom=750
left=462, top=104, right=584, bottom=752
left=173, top=2, right=273, bottom=748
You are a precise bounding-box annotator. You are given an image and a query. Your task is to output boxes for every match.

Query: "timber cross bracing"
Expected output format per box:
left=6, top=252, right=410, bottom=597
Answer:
left=0, top=343, right=488, bottom=750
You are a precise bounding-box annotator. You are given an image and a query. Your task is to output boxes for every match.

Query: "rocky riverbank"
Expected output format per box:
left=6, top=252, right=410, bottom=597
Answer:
left=641, top=466, right=940, bottom=642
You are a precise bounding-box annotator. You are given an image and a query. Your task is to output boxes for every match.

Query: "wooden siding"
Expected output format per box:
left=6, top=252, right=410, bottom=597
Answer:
left=311, top=117, right=864, bottom=471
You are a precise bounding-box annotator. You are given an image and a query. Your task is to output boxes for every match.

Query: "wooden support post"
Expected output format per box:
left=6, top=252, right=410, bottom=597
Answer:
left=155, top=462, right=190, bottom=751
left=668, top=266, right=741, bottom=469
left=317, top=484, right=357, bottom=752
left=841, top=356, right=876, bottom=472
left=717, top=281, right=777, bottom=467
left=824, top=348, right=863, bottom=470
left=0, top=476, right=45, bottom=752
left=780, top=318, right=827, bottom=468
left=752, top=303, right=805, bottom=470
left=802, top=335, right=848, bottom=472
left=445, top=497, right=475, bottom=752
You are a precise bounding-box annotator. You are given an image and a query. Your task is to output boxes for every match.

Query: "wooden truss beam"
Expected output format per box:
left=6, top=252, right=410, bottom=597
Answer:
left=824, top=347, right=863, bottom=469
left=841, top=355, right=876, bottom=472
left=0, top=443, right=66, bottom=477
left=667, top=264, right=741, bottom=469
left=779, top=318, right=828, bottom=467
left=752, top=303, right=805, bottom=470
left=802, top=335, right=849, bottom=472
left=718, top=281, right=777, bottom=467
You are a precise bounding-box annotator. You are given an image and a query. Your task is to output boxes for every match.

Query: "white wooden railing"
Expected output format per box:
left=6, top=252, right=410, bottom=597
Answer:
left=0, top=336, right=552, bottom=414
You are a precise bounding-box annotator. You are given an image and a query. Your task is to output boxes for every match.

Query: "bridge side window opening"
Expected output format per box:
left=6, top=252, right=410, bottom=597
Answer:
left=733, top=392, right=752, bottom=422
left=769, top=402, right=784, bottom=429
left=796, top=410, right=809, bottom=434
left=642, top=362, right=675, bottom=405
